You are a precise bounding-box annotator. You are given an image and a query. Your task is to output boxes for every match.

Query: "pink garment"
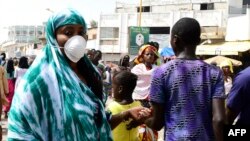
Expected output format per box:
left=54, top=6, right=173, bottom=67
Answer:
left=131, top=63, right=157, bottom=100
left=3, top=79, right=15, bottom=112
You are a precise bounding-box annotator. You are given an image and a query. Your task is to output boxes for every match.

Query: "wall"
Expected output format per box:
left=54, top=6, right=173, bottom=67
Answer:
left=86, top=39, right=97, bottom=50
left=87, top=28, right=97, bottom=40
left=228, top=0, right=243, bottom=8
left=226, top=8, right=250, bottom=41
left=228, top=0, right=244, bottom=15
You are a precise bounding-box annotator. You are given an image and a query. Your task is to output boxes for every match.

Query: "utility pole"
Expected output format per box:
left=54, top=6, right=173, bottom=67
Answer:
left=139, top=0, right=142, bottom=27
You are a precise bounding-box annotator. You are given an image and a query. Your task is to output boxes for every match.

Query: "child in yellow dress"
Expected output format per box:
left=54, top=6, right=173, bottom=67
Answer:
left=107, top=71, right=142, bottom=141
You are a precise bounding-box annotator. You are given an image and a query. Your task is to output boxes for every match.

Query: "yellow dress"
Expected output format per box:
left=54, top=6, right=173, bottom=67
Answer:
left=107, top=101, right=141, bottom=141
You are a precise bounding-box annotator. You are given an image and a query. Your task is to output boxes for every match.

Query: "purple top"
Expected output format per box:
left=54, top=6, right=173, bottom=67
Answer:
left=227, top=67, right=250, bottom=125
left=150, top=59, right=225, bottom=141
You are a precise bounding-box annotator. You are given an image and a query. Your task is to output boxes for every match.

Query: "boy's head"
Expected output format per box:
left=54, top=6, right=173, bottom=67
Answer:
left=112, top=71, right=138, bottom=102
left=170, top=17, right=201, bottom=53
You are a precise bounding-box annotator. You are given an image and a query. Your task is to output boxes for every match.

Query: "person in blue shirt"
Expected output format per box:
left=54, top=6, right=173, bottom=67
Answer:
left=226, top=67, right=250, bottom=125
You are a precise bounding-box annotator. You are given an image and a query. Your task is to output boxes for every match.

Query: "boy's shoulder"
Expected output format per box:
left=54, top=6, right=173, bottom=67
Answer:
left=155, top=59, right=222, bottom=76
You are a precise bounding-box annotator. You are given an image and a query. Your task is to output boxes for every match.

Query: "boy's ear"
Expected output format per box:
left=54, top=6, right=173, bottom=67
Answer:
left=119, top=85, right=123, bottom=93
left=173, top=35, right=180, bottom=45
left=173, top=36, right=178, bottom=44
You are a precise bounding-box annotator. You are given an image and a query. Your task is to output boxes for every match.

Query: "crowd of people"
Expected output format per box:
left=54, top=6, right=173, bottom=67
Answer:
left=0, top=8, right=248, bottom=141
left=0, top=54, right=30, bottom=140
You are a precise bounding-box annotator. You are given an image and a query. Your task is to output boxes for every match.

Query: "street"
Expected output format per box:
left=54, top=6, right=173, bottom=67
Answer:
left=1, top=115, right=7, bottom=141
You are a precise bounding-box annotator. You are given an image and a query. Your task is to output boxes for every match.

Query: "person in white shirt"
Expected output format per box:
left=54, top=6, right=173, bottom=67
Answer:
left=131, top=44, right=159, bottom=108
left=14, top=56, right=29, bottom=91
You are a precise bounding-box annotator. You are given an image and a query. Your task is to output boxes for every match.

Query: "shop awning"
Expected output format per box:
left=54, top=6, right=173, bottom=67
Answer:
left=196, top=41, right=250, bottom=55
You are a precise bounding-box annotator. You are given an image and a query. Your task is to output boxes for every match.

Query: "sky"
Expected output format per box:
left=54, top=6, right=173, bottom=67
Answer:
left=0, top=0, right=117, bottom=26
left=0, top=0, right=137, bottom=43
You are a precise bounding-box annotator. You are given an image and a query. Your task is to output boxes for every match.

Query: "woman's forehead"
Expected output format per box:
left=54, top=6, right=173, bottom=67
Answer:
left=57, top=24, right=84, bottom=30
left=144, top=49, right=154, bottom=53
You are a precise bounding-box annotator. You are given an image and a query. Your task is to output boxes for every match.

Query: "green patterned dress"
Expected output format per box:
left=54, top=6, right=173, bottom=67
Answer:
left=7, top=9, right=112, bottom=141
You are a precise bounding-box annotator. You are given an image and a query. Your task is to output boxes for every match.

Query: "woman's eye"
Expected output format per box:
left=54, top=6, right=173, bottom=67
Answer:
left=64, top=30, right=73, bottom=36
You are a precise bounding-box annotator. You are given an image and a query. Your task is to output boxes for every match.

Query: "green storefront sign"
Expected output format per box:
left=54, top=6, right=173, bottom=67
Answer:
left=129, top=27, right=149, bottom=55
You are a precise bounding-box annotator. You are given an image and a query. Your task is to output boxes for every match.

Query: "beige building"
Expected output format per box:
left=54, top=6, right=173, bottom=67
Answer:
left=97, top=0, right=230, bottom=62
left=97, top=0, right=250, bottom=62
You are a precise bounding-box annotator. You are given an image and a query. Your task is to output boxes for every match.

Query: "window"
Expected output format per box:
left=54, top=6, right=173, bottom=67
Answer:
left=100, top=27, right=119, bottom=38
left=200, top=3, right=214, bottom=10
left=243, top=0, right=250, bottom=5
left=100, top=40, right=118, bottom=45
left=29, top=31, right=34, bottom=35
left=150, top=27, right=170, bottom=34
left=137, top=6, right=150, bottom=12
left=16, top=31, right=20, bottom=35
left=37, top=31, right=43, bottom=36
left=22, top=31, right=27, bottom=35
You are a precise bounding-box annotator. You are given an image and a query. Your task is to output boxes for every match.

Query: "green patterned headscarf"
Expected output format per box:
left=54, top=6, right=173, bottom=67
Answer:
left=8, top=9, right=112, bottom=141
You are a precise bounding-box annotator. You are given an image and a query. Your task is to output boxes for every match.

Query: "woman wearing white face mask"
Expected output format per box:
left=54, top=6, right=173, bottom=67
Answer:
left=7, top=8, right=112, bottom=140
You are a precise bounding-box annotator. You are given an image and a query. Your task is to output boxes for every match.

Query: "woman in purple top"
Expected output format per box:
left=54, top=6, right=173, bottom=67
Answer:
left=145, top=18, right=226, bottom=141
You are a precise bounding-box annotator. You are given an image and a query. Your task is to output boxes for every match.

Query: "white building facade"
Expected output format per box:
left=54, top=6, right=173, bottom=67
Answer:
left=97, top=0, right=248, bottom=62
left=0, top=24, right=45, bottom=58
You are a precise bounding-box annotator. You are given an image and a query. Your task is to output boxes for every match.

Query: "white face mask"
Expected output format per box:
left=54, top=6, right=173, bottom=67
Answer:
left=63, top=35, right=87, bottom=63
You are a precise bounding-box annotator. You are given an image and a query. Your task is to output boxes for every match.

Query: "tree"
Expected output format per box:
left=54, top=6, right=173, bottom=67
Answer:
left=90, top=20, right=98, bottom=28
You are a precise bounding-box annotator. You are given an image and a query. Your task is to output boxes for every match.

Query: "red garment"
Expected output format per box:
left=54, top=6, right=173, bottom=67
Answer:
left=3, top=79, right=15, bottom=112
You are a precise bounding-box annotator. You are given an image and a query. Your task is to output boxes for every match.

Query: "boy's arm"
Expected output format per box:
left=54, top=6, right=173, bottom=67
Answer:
left=145, top=102, right=164, bottom=131
left=212, top=70, right=226, bottom=141
left=212, top=98, right=225, bottom=141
